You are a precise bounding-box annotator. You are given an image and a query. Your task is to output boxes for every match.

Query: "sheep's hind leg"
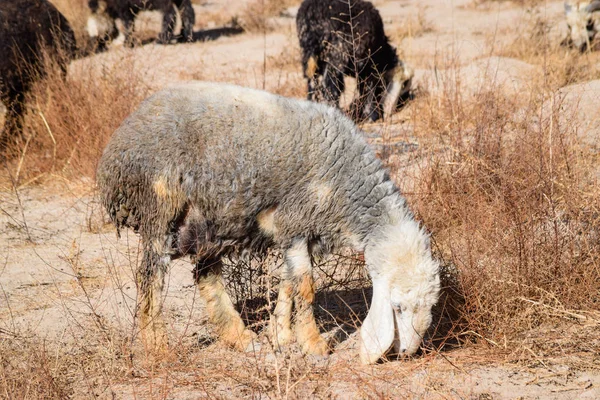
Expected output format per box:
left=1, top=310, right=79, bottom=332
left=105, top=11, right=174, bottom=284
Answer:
left=194, top=257, right=257, bottom=351
left=138, top=245, right=170, bottom=353
left=286, top=240, right=329, bottom=356
left=269, top=278, right=293, bottom=349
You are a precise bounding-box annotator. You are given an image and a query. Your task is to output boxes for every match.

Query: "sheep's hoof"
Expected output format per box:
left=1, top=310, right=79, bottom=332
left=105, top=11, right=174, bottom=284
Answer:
left=269, top=321, right=293, bottom=350
left=229, top=328, right=258, bottom=352
left=300, top=336, right=330, bottom=356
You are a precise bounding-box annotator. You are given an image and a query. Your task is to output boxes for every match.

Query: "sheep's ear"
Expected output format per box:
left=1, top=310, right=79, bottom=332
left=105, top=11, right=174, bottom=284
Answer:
left=382, top=64, right=414, bottom=121
left=382, top=79, right=402, bottom=121
left=360, top=277, right=395, bottom=364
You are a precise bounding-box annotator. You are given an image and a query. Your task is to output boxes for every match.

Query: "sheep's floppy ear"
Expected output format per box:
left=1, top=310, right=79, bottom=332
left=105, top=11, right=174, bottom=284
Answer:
left=382, top=63, right=414, bottom=121
left=360, top=277, right=395, bottom=364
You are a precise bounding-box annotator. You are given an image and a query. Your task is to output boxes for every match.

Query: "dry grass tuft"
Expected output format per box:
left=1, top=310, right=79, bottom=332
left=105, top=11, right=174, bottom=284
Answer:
left=389, top=6, right=434, bottom=47
left=4, top=52, right=152, bottom=183
left=239, top=0, right=300, bottom=33
left=498, top=10, right=600, bottom=88
left=395, top=58, right=600, bottom=347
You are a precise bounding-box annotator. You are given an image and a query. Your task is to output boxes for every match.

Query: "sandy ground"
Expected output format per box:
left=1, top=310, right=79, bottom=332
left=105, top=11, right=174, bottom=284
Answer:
left=2, top=0, right=600, bottom=398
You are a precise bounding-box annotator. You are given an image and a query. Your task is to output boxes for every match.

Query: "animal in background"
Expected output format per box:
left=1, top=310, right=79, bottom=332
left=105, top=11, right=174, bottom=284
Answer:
left=564, top=0, right=600, bottom=51
left=86, top=0, right=195, bottom=49
left=0, top=0, right=76, bottom=152
left=296, top=0, right=413, bottom=122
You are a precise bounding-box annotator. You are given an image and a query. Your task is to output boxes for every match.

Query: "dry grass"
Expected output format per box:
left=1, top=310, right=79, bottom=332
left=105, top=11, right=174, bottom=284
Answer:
left=498, top=9, right=600, bottom=88
left=239, top=0, right=300, bottom=33
left=391, top=53, right=600, bottom=349
left=3, top=52, right=152, bottom=183
left=389, top=6, right=434, bottom=46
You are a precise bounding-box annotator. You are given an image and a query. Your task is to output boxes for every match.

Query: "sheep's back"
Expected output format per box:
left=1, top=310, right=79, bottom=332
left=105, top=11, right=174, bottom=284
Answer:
left=97, top=82, right=394, bottom=249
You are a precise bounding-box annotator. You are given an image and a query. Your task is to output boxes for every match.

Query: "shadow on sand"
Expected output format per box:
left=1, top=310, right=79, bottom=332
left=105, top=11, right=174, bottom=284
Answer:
left=230, top=264, right=467, bottom=357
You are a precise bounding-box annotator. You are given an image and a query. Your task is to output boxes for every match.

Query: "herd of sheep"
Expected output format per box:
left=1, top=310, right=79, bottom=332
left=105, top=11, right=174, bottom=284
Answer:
left=1, top=0, right=598, bottom=364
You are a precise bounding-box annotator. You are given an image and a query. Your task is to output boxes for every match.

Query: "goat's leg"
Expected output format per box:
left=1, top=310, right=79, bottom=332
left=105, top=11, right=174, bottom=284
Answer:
left=352, top=76, right=385, bottom=122
left=1, top=93, right=25, bottom=152
left=138, top=244, right=170, bottom=352
left=285, top=240, right=329, bottom=355
left=121, top=13, right=136, bottom=47
left=158, top=4, right=177, bottom=44
left=194, top=257, right=257, bottom=351
left=177, top=0, right=195, bottom=42
left=269, top=278, right=293, bottom=349
left=320, top=65, right=345, bottom=108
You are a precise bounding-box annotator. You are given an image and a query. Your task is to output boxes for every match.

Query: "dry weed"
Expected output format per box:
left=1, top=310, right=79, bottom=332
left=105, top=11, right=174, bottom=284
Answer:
left=397, top=57, right=600, bottom=346
left=5, top=51, right=152, bottom=183
left=389, top=6, right=434, bottom=46
left=239, top=0, right=300, bottom=33
left=499, top=9, right=600, bottom=88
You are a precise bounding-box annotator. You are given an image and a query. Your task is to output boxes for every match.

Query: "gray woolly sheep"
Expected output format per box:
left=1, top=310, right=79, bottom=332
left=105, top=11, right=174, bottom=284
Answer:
left=96, top=82, right=440, bottom=363
left=86, top=0, right=195, bottom=48
left=0, top=0, right=76, bottom=151
left=296, top=0, right=413, bottom=122
left=564, top=1, right=600, bottom=51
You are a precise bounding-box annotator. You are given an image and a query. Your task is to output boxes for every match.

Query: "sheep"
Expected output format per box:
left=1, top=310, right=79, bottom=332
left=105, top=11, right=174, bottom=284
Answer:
left=564, top=1, right=600, bottom=51
left=96, top=81, right=440, bottom=363
left=296, top=0, right=413, bottom=123
left=0, top=0, right=76, bottom=151
left=86, top=0, right=195, bottom=48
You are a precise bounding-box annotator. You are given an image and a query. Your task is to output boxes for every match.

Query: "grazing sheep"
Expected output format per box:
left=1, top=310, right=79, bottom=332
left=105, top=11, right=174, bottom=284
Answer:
left=86, top=0, right=195, bottom=48
left=564, top=0, right=600, bottom=51
left=296, top=0, right=413, bottom=122
left=96, top=82, right=440, bottom=363
left=0, top=0, right=76, bottom=151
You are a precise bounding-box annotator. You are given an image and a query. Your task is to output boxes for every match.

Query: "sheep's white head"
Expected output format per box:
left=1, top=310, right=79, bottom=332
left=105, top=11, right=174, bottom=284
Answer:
left=360, top=218, right=440, bottom=364
left=565, top=1, right=600, bottom=51
left=382, top=61, right=414, bottom=121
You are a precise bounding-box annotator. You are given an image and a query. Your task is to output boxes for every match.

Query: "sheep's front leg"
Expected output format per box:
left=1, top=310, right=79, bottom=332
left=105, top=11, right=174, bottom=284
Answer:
left=138, top=246, right=169, bottom=352
left=286, top=240, right=329, bottom=356
left=194, top=257, right=257, bottom=351
left=270, top=279, right=293, bottom=349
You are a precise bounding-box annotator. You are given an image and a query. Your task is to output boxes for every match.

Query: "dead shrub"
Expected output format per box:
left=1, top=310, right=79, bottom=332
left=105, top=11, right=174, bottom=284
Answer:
left=239, top=0, right=299, bottom=33
left=8, top=51, right=152, bottom=182
left=499, top=10, right=600, bottom=88
left=403, top=72, right=600, bottom=345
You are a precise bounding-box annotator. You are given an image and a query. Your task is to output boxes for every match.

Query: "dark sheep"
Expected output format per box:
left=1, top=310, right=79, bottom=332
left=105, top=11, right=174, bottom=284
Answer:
left=86, top=0, right=195, bottom=48
left=0, top=0, right=76, bottom=151
left=96, top=82, right=440, bottom=363
left=296, top=0, right=413, bottom=122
